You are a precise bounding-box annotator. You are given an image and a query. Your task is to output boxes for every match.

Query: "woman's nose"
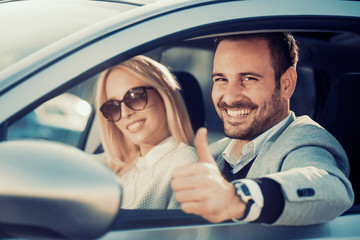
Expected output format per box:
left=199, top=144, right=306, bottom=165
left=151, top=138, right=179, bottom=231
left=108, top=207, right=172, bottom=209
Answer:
left=121, top=103, right=135, bottom=119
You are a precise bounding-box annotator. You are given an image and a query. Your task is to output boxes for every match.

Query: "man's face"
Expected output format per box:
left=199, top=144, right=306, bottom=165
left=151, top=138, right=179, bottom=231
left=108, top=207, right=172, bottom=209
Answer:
left=212, top=38, right=288, bottom=141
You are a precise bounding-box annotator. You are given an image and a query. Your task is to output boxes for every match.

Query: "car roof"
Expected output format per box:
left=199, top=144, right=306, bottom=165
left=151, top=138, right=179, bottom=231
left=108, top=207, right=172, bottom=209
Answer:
left=0, top=0, right=141, bottom=71
left=1, top=0, right=360, bottom=94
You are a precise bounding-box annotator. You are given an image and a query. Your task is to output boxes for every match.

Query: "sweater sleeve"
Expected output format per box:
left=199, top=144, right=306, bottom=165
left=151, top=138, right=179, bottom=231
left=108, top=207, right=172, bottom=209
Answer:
left=252, top=178, right=285, bottom=224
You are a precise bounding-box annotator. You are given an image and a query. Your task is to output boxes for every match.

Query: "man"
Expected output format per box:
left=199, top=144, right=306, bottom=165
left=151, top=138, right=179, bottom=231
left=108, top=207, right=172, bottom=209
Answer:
left=171, top=32, right=354, bottom=225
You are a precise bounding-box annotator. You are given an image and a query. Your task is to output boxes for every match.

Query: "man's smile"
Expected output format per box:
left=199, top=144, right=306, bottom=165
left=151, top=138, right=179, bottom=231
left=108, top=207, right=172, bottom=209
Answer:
left=226, top=108, right=253, bottom=117
left=218, top=100, right=257, bottom=120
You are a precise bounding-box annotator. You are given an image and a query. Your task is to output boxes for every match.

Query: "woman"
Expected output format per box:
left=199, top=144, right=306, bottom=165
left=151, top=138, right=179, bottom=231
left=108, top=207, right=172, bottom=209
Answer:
left=96, top=55, right=197, bottom=209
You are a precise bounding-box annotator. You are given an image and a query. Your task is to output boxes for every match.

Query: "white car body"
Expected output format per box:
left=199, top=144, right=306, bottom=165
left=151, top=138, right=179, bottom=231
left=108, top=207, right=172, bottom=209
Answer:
left=0, top=0, right=359, bottom=239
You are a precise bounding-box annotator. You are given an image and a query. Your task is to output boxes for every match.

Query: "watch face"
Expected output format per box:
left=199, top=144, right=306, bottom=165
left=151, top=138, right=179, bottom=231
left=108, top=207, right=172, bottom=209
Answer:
left=232, top=181, right=256, bottom=221
left=240, top=184, right=251, bottom=197
left=234, top=182, right=252, bottom=203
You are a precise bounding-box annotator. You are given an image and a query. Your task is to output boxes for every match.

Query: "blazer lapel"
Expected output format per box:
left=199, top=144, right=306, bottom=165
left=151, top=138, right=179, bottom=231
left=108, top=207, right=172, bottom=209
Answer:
left=247, top=113, right=296, bottom=177
left=211, top=112, right=297, bottom=177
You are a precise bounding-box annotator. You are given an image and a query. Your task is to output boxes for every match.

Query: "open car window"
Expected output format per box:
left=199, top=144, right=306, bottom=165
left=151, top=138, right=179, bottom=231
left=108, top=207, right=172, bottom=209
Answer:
left=7, top=75, right=98, bottom=147
left=1, top=0, right=360, bottom=239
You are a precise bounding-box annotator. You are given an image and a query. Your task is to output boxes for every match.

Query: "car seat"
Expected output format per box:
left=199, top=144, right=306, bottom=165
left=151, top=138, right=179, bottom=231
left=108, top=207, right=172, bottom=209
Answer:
left=318, top=72, right=360, bottom=204
left=173, top=71, right=205, bottom=133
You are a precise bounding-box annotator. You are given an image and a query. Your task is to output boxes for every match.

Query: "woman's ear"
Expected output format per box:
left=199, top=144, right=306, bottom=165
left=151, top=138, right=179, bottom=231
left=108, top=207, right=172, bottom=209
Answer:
left=280, top=67, right=297, bottom=100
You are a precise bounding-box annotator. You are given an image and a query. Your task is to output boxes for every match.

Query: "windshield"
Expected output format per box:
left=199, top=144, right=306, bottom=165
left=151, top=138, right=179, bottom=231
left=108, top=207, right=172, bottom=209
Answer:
left=0, top=0, right=137, bottom=72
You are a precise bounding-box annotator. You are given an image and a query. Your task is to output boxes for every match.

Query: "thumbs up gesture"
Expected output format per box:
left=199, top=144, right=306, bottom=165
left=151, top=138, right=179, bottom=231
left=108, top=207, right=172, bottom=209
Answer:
left=194, top=127, right=217, bottom=165
left=171, top=128, right=246, bottom=222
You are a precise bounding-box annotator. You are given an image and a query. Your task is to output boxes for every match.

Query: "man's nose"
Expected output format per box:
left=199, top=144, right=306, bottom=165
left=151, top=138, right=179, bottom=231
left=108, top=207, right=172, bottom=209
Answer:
left=223, top=81, right=246, bottom=104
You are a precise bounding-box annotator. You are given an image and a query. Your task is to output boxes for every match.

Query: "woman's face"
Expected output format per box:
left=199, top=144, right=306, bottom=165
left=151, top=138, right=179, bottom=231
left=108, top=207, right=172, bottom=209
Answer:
left=105, top=67, right=170, bottom=155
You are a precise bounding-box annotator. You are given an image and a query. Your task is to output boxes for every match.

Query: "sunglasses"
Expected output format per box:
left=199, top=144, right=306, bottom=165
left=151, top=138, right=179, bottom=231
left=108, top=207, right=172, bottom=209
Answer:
left=100, top=86, right=154, bottom=122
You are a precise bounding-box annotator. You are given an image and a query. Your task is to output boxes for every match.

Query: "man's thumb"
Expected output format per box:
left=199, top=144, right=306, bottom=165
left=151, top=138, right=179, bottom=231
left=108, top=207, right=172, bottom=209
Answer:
left=194, top=127, right=216, bottom=164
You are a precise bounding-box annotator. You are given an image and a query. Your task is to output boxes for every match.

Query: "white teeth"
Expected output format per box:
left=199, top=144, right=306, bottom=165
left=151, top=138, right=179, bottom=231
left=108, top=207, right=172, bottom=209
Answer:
left=128, top=121, right=143, bottom=130
left=227, top=109, right=251, bottom=117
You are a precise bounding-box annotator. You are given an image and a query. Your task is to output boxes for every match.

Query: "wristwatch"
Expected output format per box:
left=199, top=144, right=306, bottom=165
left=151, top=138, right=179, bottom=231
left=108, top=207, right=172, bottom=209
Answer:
left=232, top=181, right=255, bottom=221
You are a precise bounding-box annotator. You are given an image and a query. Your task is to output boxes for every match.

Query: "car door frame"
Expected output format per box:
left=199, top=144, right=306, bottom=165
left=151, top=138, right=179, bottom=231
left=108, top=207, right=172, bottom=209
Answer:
left=1, top=0, right=360, bottom=238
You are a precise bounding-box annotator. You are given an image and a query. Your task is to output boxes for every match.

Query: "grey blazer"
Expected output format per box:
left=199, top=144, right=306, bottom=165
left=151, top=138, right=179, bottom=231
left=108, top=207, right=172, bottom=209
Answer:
left=210, top=112, right=354, bottom=225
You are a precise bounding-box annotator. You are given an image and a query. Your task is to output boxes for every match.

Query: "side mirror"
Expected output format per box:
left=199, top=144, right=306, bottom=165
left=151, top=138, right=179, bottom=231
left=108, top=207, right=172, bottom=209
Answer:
left=0, top=140, right=122, bottom=239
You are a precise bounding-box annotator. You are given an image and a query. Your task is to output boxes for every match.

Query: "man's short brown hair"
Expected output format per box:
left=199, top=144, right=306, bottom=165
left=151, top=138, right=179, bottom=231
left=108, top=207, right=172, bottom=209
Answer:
left=214, top=32, right=299, bottom=87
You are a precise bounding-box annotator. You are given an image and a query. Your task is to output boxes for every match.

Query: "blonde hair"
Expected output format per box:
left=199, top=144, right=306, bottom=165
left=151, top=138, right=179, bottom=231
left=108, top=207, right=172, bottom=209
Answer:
left=96, top=55, right=194, bottom=174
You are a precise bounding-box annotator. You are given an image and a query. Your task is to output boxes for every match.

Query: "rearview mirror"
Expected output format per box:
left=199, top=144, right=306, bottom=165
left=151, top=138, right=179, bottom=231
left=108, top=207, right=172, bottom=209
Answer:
left=0, top=140, right=122, bottom=239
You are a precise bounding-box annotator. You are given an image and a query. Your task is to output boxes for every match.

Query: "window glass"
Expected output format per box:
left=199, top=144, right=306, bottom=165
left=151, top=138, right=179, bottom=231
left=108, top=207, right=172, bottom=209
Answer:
left=7, top=75, right=98, bottom=147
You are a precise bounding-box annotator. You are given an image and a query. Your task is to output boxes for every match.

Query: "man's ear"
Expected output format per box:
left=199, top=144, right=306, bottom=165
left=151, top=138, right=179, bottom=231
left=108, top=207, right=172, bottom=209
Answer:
left=280, top=67, right=297, bottom=100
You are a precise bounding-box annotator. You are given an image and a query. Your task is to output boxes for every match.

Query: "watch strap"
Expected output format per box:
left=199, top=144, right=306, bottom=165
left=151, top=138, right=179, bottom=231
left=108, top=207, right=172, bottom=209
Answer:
left=232, top=181, right=255, bottom=221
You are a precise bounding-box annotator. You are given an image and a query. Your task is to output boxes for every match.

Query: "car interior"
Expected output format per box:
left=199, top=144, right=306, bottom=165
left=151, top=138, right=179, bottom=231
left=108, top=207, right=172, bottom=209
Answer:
left=155, top=32, right=360, bottom=206
left=5, top=30, right=360, bottom=210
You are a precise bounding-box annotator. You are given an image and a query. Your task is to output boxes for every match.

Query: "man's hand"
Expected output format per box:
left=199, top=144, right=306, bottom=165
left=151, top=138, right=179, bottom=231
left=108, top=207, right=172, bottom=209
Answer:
left=171, top=128, right=246, bottom=222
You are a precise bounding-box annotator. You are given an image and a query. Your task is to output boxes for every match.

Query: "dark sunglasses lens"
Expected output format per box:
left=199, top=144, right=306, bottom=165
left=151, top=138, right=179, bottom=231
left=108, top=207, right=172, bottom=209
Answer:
left=100, top=87, right=150, bottom=122
left=124, top=88, right=148, bottom=110
left=101, top=100, right=121, bottom=122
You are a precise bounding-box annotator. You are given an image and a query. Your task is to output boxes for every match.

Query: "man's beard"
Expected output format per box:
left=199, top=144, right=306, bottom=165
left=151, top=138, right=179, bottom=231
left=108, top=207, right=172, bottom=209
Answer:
left=219, top=88, right=283, bottom=140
